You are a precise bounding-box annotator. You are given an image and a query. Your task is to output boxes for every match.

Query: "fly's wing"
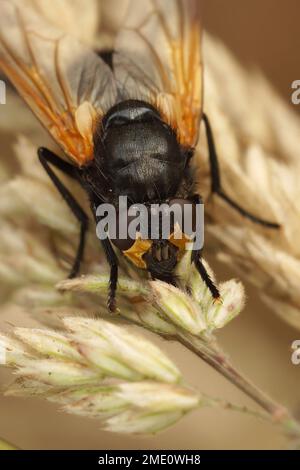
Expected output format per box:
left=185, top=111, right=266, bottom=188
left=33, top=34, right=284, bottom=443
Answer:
left=0, top=0, right=117, bottom=166
left=113, top=0, right=203, bottom=148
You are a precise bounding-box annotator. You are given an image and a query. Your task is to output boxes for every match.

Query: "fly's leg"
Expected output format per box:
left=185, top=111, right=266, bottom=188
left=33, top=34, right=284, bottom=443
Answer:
left=203, top=114, right=280, bottom=229
left=184, top=195, right=220, bottom=300
left=100, top=238, right=119, bottom=312
left=90, top=196, right=119, bottom=313
left=38, top=147, right=88, bottom=278
left=191, top=250, right=220, bottom=301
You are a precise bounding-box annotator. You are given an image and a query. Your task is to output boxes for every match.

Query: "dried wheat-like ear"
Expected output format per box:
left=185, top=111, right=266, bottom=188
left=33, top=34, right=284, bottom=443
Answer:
left=196, top=34, right=300, bottom=329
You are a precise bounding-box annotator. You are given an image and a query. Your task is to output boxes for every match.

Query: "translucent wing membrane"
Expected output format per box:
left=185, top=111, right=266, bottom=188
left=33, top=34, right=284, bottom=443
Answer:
left=114, top=0, right=203, bottom=148
left=0, top=0, right=202, bottom=162
left=0, top=0, right=117, bottom=166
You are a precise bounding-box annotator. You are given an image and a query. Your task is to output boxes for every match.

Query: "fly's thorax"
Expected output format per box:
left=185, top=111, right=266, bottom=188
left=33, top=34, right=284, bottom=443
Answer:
left=94, top=99, right=188, bottom=202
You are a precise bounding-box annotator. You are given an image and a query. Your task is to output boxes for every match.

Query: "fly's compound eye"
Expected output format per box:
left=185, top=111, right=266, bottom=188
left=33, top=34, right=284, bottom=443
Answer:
left=110, top=210, right=137, bottom=251
left=111, top=236, right=135, bottom=251
left=168, top=198, right=199, bottom=236
left=109, top=206, right=150, bottom=251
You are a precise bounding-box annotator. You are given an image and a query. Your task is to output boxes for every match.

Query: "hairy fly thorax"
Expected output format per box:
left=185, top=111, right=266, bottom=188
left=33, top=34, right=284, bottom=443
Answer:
left=93, top=100, right=193, bottom=203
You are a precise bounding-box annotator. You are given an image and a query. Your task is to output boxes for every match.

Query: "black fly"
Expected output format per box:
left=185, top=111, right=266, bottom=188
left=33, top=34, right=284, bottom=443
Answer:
left=0, top=0, right=279, bottom=311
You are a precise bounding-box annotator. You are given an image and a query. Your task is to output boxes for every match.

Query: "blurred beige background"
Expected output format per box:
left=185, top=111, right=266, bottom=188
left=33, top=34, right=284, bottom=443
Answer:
left=204, top=0, right=300, bottom=111
left=0, top=0, right=300, bottom=450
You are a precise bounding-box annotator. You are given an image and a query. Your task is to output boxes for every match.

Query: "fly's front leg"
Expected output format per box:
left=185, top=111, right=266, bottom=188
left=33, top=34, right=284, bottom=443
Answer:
left=202, top=114, right=280, bottom=229
left=91, top=198, right=119, bottom=313
left=191, top=249, right=220, bottom=301
left=100, top=238, right=119, bottom=312
left=188, top=194, right=220, bottom=300
left=38, top=147, right=88, bottom=278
